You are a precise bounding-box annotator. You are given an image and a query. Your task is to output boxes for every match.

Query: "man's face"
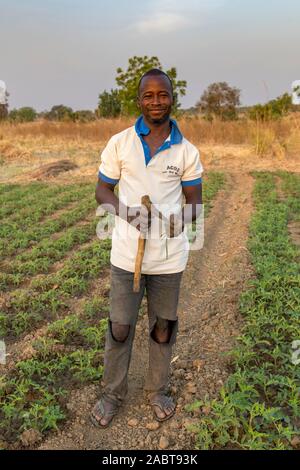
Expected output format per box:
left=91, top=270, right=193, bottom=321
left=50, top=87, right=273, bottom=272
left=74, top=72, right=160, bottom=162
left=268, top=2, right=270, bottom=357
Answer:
left=137, top=75, right=173, bottom=124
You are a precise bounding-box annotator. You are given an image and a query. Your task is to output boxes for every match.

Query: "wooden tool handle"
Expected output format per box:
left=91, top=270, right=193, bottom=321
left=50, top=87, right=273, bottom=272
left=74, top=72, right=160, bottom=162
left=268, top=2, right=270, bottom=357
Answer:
left=133, top=195, right=152, bottom=292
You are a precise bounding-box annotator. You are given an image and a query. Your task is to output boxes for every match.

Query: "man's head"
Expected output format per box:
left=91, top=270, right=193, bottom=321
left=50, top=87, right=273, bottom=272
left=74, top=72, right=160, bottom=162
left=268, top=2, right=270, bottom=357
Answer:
left=137, top=69, right=173, bottom=125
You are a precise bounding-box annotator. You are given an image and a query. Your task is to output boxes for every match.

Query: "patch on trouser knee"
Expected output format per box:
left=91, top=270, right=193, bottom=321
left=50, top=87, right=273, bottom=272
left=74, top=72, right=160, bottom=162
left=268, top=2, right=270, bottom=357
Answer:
left=150, top=318, right=178, bottom=346
left=110, top=320, right=130, bottom=343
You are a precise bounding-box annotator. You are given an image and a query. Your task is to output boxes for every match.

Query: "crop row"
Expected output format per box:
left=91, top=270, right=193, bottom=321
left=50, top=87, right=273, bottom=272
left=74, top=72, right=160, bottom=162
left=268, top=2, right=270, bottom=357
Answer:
left=0, top=183, right=20, bottom=195
left=0, top=296, right=109, bottom=447
left=0, top=172, right=222, bottom=253
left=0, top=172, right=225, bottom=336
left=0, top=218, right=97, bottom=290
left=0, top=238, right=111, bottom=338
left=0, top=182, right=46, bottom=204
left=187, top=172, right=300, bottom=450
left=202, top=172, right=225, bottom=217
left=277, top=170, right=300, bottom=218
left=0, top=183, right=76, bottom=220
left=0, top=193, right=97, bottom=258
left=0, top=183, right=94, bottom=239
left=0, top=172, right=226, bottom=448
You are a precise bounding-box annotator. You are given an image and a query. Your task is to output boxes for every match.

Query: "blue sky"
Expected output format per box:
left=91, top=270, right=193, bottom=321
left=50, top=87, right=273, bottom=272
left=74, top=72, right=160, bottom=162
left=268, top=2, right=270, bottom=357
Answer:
left=1, top=0, right=299, bottom=111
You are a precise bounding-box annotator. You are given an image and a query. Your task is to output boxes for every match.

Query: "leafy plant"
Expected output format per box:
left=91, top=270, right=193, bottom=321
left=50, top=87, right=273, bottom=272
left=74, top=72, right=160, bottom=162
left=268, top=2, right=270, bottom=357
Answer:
left=187, top=172, right=300, bottom=449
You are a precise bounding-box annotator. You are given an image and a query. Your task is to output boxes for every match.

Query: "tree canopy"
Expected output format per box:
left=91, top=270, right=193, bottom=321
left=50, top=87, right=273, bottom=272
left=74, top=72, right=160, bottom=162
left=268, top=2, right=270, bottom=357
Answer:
left=97, top=56, right=187, bottom=117
left=44, top=105, right=74, bottom=121
left=197, top=82, right=241, bottom=121
left=248, top=93, right=293, bottom=121
left=97, top=89, right=121, bottom=118
left=9, top=107, right=37, bottom=122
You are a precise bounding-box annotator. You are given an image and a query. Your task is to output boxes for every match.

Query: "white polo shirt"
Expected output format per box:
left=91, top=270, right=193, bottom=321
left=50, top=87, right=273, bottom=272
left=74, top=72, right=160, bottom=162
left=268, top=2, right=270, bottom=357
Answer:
left=98, top=116, right=203, bottom=274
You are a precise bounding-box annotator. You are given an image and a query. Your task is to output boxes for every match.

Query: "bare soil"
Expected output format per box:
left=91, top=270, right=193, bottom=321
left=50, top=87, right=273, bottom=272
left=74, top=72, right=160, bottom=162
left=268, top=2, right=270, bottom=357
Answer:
left=30, top=160, right=78, bottom=179
left=1, top=142, right=300, bottom=184
left=288, top=221, right=300, bottom=246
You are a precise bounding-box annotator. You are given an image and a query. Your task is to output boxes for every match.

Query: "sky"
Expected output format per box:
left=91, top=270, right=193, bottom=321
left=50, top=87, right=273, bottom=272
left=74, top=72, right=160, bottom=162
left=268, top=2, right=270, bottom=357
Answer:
left=0, top=0, right=299, bottom=111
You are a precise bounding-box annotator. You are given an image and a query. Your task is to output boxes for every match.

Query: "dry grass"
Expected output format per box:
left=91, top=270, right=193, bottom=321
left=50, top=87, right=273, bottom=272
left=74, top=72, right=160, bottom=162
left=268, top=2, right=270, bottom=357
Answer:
left=0, top=118, right=135, bottom=143
left=1, top=113, right=300, bottom=154
left=0, top=114, right=299, bottom=184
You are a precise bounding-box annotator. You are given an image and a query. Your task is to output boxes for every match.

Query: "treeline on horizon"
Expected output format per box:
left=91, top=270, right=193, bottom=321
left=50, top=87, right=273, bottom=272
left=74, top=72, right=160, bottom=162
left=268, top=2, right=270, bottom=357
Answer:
left=1, top=55, right=299, bottom=123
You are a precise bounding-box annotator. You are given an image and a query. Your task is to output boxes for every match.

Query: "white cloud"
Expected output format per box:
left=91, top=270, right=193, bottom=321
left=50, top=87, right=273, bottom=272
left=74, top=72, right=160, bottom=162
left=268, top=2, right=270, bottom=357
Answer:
left=136, top=12, right=189, bottom=33
left=132, top=0, right=225, bottom=34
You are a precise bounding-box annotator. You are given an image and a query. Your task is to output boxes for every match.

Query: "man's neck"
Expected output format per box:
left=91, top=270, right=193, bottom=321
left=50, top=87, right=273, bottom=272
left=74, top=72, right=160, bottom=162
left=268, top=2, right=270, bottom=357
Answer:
left=143, top=116, right=171, bottom=137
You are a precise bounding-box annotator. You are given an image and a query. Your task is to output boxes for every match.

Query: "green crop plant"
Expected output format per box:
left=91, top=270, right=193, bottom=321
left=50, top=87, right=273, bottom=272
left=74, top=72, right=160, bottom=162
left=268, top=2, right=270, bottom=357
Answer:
left=47, top=315, right=85, bottom=344
left=0, top=183, right=69, bottom=219
left=81, top=319, right=108, bottom=348
left=68, top=349, right=104, bottom=382
left=0, top=183, right=45, bottom=206
left=0, top=197, right=96, bottom=258
left=202, top=172, right=226, bottom=216
left=83, top=296, right=110, bottom=319
left=187, top=172, right=300, bottom=450
left=0, top=304, right=107, bottom=445
left=0, top=175, right=226, bottom=447
left=0, top=183, right=93, bottom=241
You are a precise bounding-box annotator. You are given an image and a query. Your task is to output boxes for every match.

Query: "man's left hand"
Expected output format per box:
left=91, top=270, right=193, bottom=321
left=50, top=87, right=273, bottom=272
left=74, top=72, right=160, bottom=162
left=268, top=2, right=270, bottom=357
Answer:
left=166, top=213, right=184, bottom=238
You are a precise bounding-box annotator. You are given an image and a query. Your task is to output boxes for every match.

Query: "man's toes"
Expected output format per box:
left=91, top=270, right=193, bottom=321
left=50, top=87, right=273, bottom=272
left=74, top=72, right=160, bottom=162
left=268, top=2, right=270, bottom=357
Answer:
left=157, top=409, right=166, bottom=419
left=154, top=405, right=166, bottom=419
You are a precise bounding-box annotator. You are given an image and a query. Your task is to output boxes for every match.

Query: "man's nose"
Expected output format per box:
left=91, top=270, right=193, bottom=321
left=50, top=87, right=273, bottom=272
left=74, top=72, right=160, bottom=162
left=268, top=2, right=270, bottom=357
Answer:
left=151, top=95, right=161, bottom=105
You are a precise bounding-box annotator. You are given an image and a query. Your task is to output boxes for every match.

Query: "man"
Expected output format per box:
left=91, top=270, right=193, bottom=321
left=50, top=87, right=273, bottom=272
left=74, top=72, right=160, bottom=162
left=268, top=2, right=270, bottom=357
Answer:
left=91, top=69, right=203, bottom=428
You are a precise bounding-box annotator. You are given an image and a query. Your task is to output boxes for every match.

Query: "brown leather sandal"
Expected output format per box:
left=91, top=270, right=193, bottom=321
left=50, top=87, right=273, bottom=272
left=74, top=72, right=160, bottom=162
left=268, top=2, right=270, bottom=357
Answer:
left=90, top=398, right=119, bottom=428
left=150, top=393, right=176, bottom=422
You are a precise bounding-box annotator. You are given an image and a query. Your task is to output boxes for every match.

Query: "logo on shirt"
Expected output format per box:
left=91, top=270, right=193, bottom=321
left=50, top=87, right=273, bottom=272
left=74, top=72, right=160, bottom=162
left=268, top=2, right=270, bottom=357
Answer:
left=163, top=165, right=181, bottom=176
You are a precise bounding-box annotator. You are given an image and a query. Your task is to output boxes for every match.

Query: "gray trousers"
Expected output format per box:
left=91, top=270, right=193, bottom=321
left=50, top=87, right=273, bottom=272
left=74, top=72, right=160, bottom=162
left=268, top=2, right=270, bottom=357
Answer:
left=101, top=264, right=183, bottom=406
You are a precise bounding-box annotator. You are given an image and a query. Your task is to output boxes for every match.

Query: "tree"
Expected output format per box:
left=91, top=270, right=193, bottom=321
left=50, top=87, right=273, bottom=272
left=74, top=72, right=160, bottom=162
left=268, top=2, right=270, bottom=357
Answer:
left=44, top=105, right=74, bottom=121
left=165, top=66, right=187, bottom=115
left=9, top=107, right=37, bottom=122
left=115, top=56, right=187, bottom=116
left=73, top=110, right=96, bottom=122
left=97, top=89, right=121, bottom=118
left=197, top=82, right=241, bottom=120
left=248, top=93, right=293, bottom=121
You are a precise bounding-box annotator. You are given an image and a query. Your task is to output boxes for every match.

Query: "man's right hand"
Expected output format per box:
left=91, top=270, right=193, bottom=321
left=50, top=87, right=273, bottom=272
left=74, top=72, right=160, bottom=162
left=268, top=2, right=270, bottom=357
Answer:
left=127, top=205, right=152, bottom=234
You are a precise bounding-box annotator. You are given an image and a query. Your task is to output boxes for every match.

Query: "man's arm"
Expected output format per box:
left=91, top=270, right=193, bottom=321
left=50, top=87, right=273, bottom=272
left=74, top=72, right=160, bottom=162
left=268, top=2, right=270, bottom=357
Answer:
left=95, top=179, right=124, bottom=216
left=95, top=179, right=151, bottom=231
left=167, top=184, right=203, bottom=237
left=182, top=183, right=203, bottom=223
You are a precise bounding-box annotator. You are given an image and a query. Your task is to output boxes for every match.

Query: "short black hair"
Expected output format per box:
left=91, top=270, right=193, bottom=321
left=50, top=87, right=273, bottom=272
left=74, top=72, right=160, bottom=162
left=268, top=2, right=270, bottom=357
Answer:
left=137, top=69, right=173, bottom=95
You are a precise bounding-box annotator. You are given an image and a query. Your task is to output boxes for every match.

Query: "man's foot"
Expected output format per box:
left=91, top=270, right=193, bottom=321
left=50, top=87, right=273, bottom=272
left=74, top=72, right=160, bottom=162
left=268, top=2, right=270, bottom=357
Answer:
left=149, top=393, right=176, bottom=422
left=90, top=397, right=119, bottom=428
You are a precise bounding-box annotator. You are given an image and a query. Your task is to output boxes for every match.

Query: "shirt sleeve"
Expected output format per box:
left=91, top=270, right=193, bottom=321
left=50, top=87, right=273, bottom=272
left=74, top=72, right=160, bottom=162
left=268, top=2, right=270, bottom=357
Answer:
left=98, top=137, right=121, bottom=185
left=181, top=147, right=203, bottom=187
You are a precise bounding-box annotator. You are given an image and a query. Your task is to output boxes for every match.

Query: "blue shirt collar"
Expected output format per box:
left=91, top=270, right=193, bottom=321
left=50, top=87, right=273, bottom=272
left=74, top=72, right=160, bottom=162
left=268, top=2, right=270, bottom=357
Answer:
left=134, top=115, right=183, bottom=145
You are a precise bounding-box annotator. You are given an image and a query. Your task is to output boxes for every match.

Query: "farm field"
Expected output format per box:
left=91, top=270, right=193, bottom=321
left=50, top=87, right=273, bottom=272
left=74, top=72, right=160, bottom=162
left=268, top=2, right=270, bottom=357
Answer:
left=0, top=120, right=299, bottom=450
left=187, top=171, right=300, bottom=450
left=0, top=169, right=225, bottom=449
